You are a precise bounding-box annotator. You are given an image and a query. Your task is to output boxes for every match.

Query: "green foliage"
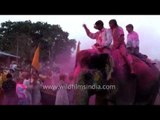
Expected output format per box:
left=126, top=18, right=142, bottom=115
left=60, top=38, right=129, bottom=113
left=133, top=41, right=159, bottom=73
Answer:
left=0, top=20, right=77, bottom=63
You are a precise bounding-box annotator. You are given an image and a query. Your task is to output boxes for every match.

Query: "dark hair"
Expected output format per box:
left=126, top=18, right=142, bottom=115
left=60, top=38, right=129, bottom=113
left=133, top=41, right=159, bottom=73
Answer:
left=9, top=69, right=15, bottom=73
left=0, top=67, right=3, bottom=71
left=6, top=73, right=12, bottom=79
left=2, top=80, right=16, bottom=94
left=109, top=19, right=118, bottom=26
left=126, top=24, right=134, bottom=29
left=59, top=74, right=66, bottom=81
left=95, top=20, right=104, bottom=27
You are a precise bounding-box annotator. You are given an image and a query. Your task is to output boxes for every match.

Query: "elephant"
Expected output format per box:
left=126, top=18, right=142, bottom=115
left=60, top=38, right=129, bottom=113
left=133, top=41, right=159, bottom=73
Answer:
left=73, top=49, right=160, bottom=105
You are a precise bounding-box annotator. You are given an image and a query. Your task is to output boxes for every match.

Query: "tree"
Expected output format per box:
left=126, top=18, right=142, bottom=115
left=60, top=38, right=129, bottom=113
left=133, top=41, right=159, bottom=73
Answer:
left=0, top=20, right=77, bottom=64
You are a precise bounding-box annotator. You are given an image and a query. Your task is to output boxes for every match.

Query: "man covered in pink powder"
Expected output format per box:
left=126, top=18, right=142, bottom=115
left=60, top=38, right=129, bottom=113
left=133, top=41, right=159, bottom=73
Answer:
left=108, top=19, right=135, bottom=75
left=126, top=24, right=139, bottom=55
left=126, top=24, right=153, bottom=66
left=83, top=20, right=113, bottom=53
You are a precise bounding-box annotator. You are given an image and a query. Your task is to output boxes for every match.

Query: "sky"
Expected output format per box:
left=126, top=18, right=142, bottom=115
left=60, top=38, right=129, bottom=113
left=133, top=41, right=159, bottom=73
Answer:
left=0, top=15, right=160, bottom=60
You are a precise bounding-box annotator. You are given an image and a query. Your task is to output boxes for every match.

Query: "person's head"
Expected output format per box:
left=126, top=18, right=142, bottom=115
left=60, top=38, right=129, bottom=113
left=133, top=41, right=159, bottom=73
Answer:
left=9, top=69, right=15, bottom=73
left=16, top=77, right=24, bottom=83
left=109, top=19, right=118, bottom=29
left=0, top=67, right=3, bottom=73
left=11, top=61, right=16, bottom=64
left=68, top=74, right=73, bottom=81
left=2, top=78, right=16, bottom=94
left=21, top=71, right=30, bottom=80
left=126, top=24, right=134, bottom=33
left=94, top=20, right=104, bottom=30
left=31, top=73, right=38, bottom=80
left=31, top=73, right=39, bottom=84
left=6, top=73, right=12, bottom=80
left=59, top=74, right=66, bottom=81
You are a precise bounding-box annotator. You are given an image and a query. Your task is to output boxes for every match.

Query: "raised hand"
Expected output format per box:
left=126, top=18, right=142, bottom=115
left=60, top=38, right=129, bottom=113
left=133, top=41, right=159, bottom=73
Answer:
left=83, top=24, right=87, bottom=28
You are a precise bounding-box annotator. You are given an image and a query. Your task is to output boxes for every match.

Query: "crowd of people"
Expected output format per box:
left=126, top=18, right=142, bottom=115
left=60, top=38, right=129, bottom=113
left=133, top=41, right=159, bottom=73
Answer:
left=0, top=61, right=75, bottom=105
left=0, top=18, right=156, bottom=105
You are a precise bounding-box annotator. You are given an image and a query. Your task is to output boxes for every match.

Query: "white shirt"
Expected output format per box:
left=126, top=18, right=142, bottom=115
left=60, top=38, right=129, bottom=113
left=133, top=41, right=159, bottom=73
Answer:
left=16, top=83, right=27, bottom=99
left=32, top=80, right=42, bottom=105
left=23, top=79, right=33, bottom=104
left=88, top=28, right=113, bottom=47
left=55, top=80, right=69, bottom=105
left=10, top=63, right=17, bottom=71
left=127, top=31, right=139, bottom=48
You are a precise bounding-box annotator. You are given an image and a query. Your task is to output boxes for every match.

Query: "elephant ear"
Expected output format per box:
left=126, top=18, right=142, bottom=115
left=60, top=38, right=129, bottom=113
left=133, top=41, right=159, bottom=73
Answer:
left=74, top=71, right=91, bottom=105
left=88, top=53, right=110, bottom=70
left=106, top=56, right=115, bottom=81
left=91, top=70, right=102, bottom=83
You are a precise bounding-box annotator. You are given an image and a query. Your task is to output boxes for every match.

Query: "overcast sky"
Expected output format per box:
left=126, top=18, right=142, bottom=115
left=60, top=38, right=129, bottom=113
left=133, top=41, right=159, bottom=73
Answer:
left=0, top=15, right=160, bottom=60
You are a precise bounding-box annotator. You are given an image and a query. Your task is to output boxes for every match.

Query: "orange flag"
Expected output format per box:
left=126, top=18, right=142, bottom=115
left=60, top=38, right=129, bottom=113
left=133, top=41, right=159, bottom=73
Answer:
left=74, top=41, right=80, bottom=68
left=32, top=44, right=40, bottom=71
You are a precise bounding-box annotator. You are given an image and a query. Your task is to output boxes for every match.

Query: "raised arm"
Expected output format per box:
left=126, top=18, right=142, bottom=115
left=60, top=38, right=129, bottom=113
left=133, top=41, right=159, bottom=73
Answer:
left=83, top=24, right=97, bottom=39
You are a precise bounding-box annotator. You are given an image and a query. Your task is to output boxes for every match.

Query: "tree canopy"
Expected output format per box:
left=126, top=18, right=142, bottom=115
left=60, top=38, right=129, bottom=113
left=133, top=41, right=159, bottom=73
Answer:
left=0, top=20, right=77, bottom=64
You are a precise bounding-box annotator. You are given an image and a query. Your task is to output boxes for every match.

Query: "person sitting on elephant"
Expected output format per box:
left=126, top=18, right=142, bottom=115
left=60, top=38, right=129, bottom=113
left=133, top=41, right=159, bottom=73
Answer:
left=126, top=24, right=139, bottom=55
left=83, top=20, right=113, bottom=53
left=126, top=24, right=153, bottom=66
left=109, top=19, right=135, bottom=75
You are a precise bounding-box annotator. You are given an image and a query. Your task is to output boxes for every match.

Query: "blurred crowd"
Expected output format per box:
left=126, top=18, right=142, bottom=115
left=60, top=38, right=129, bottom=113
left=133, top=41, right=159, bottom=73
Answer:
left=0, top=61, right=75, bottom=105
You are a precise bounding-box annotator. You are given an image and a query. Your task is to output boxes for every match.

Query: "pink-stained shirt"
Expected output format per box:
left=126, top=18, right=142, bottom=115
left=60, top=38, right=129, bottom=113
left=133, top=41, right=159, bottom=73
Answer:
left=111, top=26, right=125, bottom=49
left=87, top=28, right=113, bottom=47
left=127, top=31, right=139, bottom=48
left=16, top=83, right=27, bottom=99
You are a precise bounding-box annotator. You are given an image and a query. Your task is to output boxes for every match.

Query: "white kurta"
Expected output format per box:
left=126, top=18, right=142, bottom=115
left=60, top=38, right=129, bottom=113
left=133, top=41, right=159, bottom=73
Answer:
left=23, top=79, right=33, bottom=105
left=55, top=80, right=69, bottom=105
left=87, top=28, right=113, bottom=47
left=32, top=80, right=42, bottom=105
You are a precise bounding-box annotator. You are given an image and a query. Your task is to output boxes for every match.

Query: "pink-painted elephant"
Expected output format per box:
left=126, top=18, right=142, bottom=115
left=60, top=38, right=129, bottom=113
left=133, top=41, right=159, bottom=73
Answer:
left=73, top=49, right=160, bottom=105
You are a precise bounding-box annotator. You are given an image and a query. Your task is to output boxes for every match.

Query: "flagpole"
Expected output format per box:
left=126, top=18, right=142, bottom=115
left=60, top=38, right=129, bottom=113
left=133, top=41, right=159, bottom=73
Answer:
left=74, top=41, right=80, bottom=69
left=31, top=43, right=41, bottom=76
